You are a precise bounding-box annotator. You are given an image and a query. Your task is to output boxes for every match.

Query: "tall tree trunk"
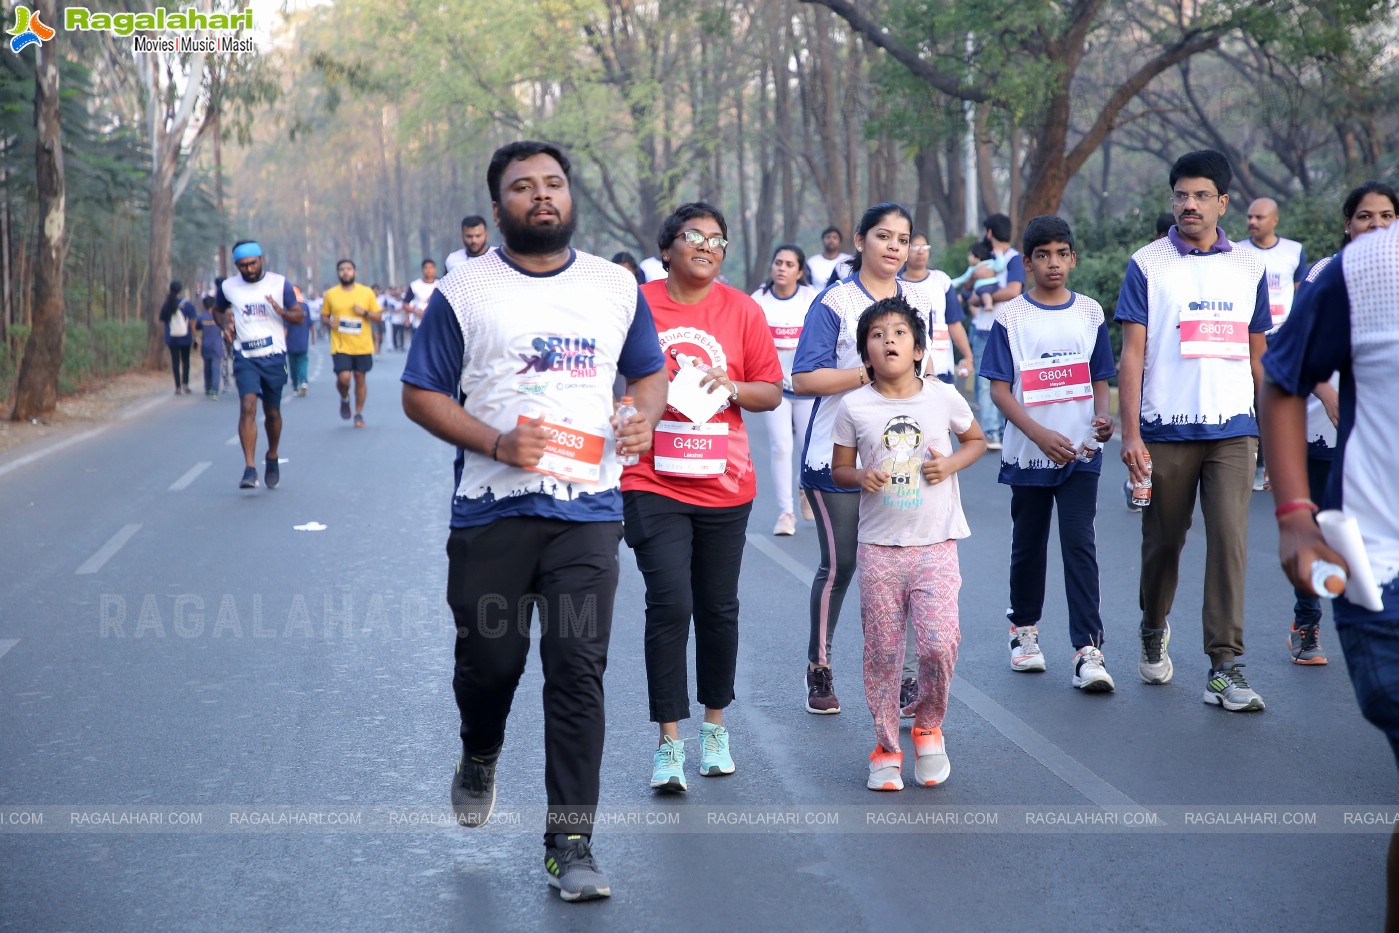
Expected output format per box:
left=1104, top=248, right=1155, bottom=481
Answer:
left=214, top=105, right=227, bottom=279
left=144, top=160, right=175, bottom=368
left=12, top=0, right=66, bottom=421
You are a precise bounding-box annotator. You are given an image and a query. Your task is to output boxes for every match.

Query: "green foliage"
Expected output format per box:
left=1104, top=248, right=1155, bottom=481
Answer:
left=58, top=322, right=151, bottom=393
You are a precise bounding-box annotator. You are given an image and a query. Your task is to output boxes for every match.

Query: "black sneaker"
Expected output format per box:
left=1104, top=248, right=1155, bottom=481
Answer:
left=339, top=398, right=351, bottom=420
left=450, top=753, right=497, bottom=828
left=805, top=666, right=840, bottom=714
left=899, top=677, right=919, bottom=718
left=239, top=466, right=259, bottom=489
left=544, top=834, right=612, bottom=902
left=264, top=458, right=280, bottom=490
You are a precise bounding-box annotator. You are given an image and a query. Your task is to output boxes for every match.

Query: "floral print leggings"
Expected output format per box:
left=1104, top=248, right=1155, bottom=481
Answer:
left=859, top=540, right=961, bottom=753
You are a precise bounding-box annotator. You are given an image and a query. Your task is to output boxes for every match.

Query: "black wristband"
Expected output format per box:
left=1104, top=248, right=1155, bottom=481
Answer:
left=491, top=434, right=503, bottom=462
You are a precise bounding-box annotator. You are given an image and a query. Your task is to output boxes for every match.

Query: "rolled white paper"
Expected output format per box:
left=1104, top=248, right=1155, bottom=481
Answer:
left=1317, top=510, right=1385, bottom=612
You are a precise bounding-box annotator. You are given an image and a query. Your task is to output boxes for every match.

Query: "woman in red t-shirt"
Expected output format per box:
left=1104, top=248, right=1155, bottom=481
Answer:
left=622, top=202, right=783, bottom=792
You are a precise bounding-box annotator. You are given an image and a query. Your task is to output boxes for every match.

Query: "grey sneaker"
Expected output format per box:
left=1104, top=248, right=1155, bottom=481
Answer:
left=1289, top=623, right=1328, bottom=665
left=1139, top=624, right=1173, bottom=684
left=450, top=753, right=497, bottom=828
left=544, top=834, right=612, bottom=902
left=1253, top=465, right=1267, bottom=492
left=1204, top=664, right=1266, bottom=712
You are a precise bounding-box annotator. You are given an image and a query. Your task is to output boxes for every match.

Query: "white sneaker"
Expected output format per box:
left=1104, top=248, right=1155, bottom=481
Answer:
left=1009, top=625, right=1046, bottom=672
left=1253, top=465, right=1267, bottom=492
left=1072, top=646, right=1116, bottom=692
left=773, top=512, right=796, bottom=536
left=986, top=439, right=1003, bottom=451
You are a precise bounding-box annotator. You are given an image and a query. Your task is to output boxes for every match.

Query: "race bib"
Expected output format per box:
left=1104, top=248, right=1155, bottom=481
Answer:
left=1269, top=304, right=1287, bottom=328
left=517, top=415, right=606, bottom=486
left=338, top=318, right=363, bottom=334
left=241, top=336, right=272, bottom=352
left=769, top=325, right=802, bottom=350
left=931, top=324, right=951, bottom=356
left=1020, top=354, right=1091, bottom=406
left=1179, top=305, right=1249, bottom=359
left=653, top=420, right=730, bottom=477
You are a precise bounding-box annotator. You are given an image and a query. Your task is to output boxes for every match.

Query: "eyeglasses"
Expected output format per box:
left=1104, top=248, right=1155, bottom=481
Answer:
left=909, top=245, right=930, bottom=253
left=675, top=230, right=728, bottom=251
left=1170, top=191, right=1223, bottom=206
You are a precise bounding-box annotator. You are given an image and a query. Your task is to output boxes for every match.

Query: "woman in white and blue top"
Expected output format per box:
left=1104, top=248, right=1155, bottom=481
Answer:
left=791, top=202, right=973, bottom=715
left=752, top=244, right=820, bottom=537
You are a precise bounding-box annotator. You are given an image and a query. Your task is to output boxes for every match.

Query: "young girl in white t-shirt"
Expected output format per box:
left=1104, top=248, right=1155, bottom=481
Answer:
left=830, top=297, right=986, bottom=790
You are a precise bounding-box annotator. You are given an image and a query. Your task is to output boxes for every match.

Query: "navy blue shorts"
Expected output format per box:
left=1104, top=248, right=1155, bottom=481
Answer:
left=234, top=353, right=288, bottom=407
left=1337, top=592, right=1399, bottom=771
left=332, top=353, right=374, bottom=374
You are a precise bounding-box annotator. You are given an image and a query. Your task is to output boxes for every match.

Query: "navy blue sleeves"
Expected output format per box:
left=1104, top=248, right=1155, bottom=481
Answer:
left=1263, top=256, right=1351, bottom=397
left=1114, top=259, right=1149, bottom=325
left=792, top=296, right=840, bottom=373
left=944, top=285, right=966, bottom=326
left=1248, top=274, right=1272, bottom=333
left=618, top=289, right=665, bottom=380
left=978, top=321, right=1015, bottom=383
left=401, top=290, right=465, bottom=396
left=1089, top=322, right=1116, bottom=381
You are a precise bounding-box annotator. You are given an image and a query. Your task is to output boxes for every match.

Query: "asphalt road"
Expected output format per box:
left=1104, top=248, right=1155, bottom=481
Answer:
left=0, top=344, right=1391, bottom=931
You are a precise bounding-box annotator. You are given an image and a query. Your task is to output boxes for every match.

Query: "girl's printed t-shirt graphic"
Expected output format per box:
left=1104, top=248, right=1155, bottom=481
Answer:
left=622, top=280, right=783, bottom=508
left=878, top=415, right=925, bottom=512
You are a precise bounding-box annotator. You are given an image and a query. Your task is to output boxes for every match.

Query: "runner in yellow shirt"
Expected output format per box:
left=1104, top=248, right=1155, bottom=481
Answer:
left=322, top=259, right=382, bottom=427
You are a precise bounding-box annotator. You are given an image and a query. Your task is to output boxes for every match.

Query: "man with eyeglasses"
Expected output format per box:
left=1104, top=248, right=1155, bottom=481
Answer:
left=1115, top=149, right=1272, bottom=712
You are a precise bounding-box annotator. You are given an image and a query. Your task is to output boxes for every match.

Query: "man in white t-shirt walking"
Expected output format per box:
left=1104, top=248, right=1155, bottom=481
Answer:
left=1236, top=197, right=1308, bottom=491
left=401, top=259, right=438, bottom=350
left=1115, top=149, right=1271, bottom=712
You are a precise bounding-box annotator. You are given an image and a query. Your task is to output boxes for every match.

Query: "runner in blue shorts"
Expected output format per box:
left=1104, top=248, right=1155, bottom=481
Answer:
left=214, top=240, right=305, bottom=490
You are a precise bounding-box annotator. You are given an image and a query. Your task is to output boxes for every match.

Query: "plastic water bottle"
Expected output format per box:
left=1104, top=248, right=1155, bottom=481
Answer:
left=1077, top=421, right=1100, bottom=463
left=1131, top=453, right=1153, bottom=508
left=616, top=396, right=639, bottom=466
left=1310, top=560, right=1347, bottom=599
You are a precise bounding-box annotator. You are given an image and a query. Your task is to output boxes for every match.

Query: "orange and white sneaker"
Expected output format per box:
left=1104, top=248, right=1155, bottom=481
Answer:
left=911, top=727, right=951, bottom=786
left=866, top=746, right=903, bottom=791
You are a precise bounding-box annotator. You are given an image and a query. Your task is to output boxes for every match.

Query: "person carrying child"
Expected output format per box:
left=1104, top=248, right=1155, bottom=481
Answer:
left=830, top=296, right=986, bottom=791
left=979, top=215, right=1118, bottom=690
left=951, top=240, right=1004, bottom=320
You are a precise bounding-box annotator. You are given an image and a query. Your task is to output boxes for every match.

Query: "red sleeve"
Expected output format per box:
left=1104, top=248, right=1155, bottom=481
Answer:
left=735, top=290, right=784, bottom=384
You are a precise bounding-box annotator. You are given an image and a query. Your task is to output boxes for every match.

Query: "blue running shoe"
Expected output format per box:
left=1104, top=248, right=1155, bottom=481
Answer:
left=650, top=736, right=686, bottom=792
left=699, top=722, right=735, bottom=776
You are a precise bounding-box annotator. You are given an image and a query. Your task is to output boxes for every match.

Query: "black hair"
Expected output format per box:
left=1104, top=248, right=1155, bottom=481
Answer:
left=1022, top=215, right=1075, bottom=256
left=611, top=251, right=643, bottom=283
left=336, top=258, right=355, bottom=269
left=855, top=295, right=926, bottom=381
left=1168, top=149, right=1232, bottom=197
left=421, top=258, right=436, bottom=269
left=201, top=295, right=215, bottom=310
left=461, top=214, right=487, bottom=229
left=821, top=225, right=842, bottom=241
left=1155, top=212, right=1175, bottom=237
left=969, top=240, right=993, bottom=262
left=159, top=281, right=182, bottom=323
left=169, top=280, right=183, bottom=294
left=486, top=141, right=571, bottom=204
left=232, top=239, right=254, bottom=251
left=657, top=202, right=728, bottom=271
left=848, top=202, right=913, bottom=276
left=761, top=243, right=808, bottom=294
left=982, top=213, right=1012, bottom=243
left=1341, top=181, right=1399, bottom=246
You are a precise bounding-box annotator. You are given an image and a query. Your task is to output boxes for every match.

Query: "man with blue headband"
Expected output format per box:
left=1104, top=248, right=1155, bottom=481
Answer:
left=214, top=240, right=305, bottom=490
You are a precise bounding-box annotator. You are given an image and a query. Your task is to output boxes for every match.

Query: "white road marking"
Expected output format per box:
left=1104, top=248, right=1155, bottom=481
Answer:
left=745, top=532, right=1141, bottom=809
left=118, top=396, right=169, bottom=421
left=76, top=524, right=142, bottom=576
left=168, top=461, right=212, bottom=491
left=225, top=435, right=239, bottom=446
left=0, top=427, right=106, bottom=480
left=0, top=639, right=18, bottom=662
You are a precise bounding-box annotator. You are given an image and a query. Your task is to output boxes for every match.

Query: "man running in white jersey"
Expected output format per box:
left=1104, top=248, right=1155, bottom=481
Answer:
left=806, top=225, right=854, bottom=288
left=402, top=259, right=438, bottom=350
left=402, top=140, right=666, bottom=902
left=443, top=215, right=491, bottom=273
left=214, top=240, right=305, bottom=490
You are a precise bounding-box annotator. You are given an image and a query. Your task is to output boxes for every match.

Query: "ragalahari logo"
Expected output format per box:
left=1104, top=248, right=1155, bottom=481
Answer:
left=9, top=5, right=56, bottom=53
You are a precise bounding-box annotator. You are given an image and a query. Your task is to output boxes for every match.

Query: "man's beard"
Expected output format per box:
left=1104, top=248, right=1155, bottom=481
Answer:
left=339, top=275, right=355, bottom=286
left=498, top=208, right=576, bottom=256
